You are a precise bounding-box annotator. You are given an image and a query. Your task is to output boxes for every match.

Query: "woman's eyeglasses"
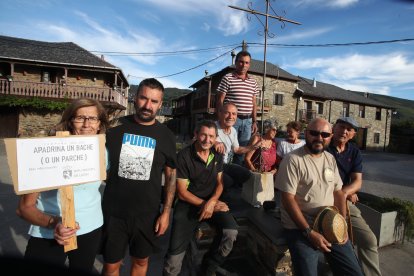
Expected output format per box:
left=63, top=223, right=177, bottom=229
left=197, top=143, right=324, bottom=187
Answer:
left=72, top=116, right=99, bottom=124
left=307, top=130, right=331, bottom=138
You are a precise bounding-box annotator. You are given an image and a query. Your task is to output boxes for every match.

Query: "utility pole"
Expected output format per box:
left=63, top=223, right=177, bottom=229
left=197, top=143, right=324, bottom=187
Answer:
left=229, top=1, right=300, bottom=132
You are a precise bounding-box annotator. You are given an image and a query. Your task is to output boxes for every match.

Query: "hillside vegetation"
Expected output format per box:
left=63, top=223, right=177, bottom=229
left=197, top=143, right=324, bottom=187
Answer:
left=362, top=93, right=414, bottom=124
left=129, top=85, right=190, bottom=107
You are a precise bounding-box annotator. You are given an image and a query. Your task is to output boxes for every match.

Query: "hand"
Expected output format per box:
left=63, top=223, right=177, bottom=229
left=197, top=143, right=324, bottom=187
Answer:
left=198, top=199, right=217, bottom=221
left=213, top=201, right=229, bottom=212
left=155, top=212, right=170, bottom=236
left=270, top=169, right=278, bottom=175
left=308, top=230, right=332, bottom=252
left=251, top=121, right=258, bottom=134
left=347, top=193, right=359, bottom=204
left=214, top=142, right=226, bottom=155
left=54, top=222, right=79, bottom=245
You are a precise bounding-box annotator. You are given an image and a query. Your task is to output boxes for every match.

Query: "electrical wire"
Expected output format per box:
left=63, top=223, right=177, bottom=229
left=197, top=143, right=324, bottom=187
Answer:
left=127, top=47, right=239, bottom=79
left=248, top=38, right=414, bottom=48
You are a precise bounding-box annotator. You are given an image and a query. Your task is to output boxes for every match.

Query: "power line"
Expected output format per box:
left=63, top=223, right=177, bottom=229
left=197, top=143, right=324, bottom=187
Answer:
left=248, top=38, right=414, bottom=48
left=128, top=47, right=239, bottom=79
left=89, top=44, right=240, bottom=56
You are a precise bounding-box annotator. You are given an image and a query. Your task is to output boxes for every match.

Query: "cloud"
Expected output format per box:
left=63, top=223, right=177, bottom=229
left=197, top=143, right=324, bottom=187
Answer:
left=271, top=27, right=335, bottom=43
left=295, top=0, right=359, bottom=8
left=135, top=0, right=249, bottom=36
left=287, top=52, right=414, bottom=94
left=37, top=12, right=165, bottom=66
left=202, top=23, right=211, bottom=32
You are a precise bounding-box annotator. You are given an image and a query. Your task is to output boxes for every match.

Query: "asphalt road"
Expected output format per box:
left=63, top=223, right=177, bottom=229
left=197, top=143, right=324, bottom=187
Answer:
left=1, top=139, right=413, bottom=275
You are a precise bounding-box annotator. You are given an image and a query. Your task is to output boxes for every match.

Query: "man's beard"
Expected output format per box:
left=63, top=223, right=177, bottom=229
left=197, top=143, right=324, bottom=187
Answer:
left=305, top=140, right=326, bottom=154
left=135, top=107, right=156, bottom=122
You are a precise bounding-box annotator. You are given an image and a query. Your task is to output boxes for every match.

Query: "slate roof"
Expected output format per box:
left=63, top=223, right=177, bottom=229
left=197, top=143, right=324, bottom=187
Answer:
left=0, top=35, right=119, bottom=69
left=297, top=76, right=392, bottom=108
left=190, top=58, right=298, bottom=88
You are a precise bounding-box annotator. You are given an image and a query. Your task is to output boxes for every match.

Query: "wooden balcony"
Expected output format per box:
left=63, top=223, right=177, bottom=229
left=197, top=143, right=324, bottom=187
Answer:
left=191, top=93, right=271, bottom=114
left=0, top=79, right=128, bottom=107
left=299, top=109, right=316, bottom=123
left=256, top=98, right=271, bottom=114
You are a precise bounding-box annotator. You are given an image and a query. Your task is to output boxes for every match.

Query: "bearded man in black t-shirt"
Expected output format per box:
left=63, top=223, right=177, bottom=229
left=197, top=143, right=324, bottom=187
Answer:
left=101, top=78, right=177, bottom=276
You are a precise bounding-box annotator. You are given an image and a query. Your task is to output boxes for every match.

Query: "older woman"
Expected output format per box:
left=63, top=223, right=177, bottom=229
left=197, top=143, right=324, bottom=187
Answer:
left=245, top=119, right=278, bottom=175
left=17, top=98, right=109, bottom=273
left=276, top=121, right=305, bottom=162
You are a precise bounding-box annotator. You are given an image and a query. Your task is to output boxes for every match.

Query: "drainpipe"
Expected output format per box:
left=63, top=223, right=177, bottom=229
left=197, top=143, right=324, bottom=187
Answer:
left=328, top=100, right=333, bottom=122
left=383, top=109, right=390, bottom=152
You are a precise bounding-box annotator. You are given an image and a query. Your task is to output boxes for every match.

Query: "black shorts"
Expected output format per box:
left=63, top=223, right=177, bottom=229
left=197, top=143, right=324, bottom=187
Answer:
left=101, top=213, right=161, bottom=263
left=25, top=227, right=102, bottom=273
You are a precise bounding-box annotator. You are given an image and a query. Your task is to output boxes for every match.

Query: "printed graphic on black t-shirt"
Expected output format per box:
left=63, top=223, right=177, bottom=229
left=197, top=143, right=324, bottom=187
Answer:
left=118, top=133, right=156, bottom=180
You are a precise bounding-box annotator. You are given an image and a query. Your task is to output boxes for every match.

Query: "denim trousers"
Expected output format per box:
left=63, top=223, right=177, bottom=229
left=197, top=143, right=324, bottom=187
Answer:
left=222, top=163, right=252, bottom=191
left=163, top=200, right=238, bottom=276
left=285, top=229, right=364, bottom=276
left=232, top=117, right=252, bottom=165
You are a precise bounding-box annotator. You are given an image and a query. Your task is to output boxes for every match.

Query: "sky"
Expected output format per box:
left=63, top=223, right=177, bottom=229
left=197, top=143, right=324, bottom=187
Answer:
left=1, top=0, right=414, bottom=100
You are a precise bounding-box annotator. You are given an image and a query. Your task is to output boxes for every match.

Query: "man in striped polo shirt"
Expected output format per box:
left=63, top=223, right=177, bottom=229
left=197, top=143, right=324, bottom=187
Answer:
left=216, top=50, right=259, bottom=165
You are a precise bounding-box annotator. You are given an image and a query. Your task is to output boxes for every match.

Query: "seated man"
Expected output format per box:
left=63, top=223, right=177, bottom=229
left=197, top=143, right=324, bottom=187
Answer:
left=275, top=118, right=363, bottom=276
left=328, top=117, right=381, bottom=276
left=163, top=120, right=238, bottom=276
left=214, top=103, right=260, bottom=194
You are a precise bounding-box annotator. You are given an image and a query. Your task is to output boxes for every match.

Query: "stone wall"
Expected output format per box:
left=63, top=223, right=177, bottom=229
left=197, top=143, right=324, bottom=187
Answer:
left=330, top=101, right=391, bottom=150
left=251, top=75, right=299, bottom=129
left=18, top=110, right=62, bottom=137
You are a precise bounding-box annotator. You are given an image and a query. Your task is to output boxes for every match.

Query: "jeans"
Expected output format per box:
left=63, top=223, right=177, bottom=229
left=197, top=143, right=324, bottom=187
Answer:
left=163, top=200, right=238, bottom=276
left=232, top=117, right=252, bottom=165
left=222, top=163, right=252, bottom=191
left=285, top=229, right=364, bottom=276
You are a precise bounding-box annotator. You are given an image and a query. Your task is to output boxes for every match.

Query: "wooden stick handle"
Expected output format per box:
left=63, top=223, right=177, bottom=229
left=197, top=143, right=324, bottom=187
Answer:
left=56, top=131, right=78, bottom=252
left=59, top=186, right=78, bottom=252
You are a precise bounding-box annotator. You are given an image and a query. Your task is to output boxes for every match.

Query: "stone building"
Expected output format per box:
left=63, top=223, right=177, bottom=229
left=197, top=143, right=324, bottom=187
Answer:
left=173, top=59, right=392, bottom=151
left=0, top=35, right=129, bottom=138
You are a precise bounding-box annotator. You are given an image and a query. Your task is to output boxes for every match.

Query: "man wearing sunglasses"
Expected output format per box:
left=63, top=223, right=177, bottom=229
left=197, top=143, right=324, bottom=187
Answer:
left=328, top=117, right=381, bottom=276
left=275, top=118, right=363, bottom=276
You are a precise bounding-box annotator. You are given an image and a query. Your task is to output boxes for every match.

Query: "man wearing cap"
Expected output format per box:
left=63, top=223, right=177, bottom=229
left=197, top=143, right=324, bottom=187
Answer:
left=328, top=117, right=381, bottom=276
left=275, top=118, right=363, bottom=276
left=216, top=50, right=259, bottom=165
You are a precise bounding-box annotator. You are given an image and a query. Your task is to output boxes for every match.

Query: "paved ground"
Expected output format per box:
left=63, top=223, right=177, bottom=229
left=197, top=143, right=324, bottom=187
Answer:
left=1, top=139, right=413, bottom=275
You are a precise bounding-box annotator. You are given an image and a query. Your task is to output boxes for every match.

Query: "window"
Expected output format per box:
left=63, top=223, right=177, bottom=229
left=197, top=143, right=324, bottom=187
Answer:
left=316, top=102, right=324, bottom=115
left=374, top=133, right=380, bottom=144
left=359, top=105, right=365, bottom=118
left=375, top=107, right=381, bottom=120
left=273, top=93, right=284, bottom=106
left=42, top=71, right=50, bottom=83
left=343, top=103, right=350, bottom=117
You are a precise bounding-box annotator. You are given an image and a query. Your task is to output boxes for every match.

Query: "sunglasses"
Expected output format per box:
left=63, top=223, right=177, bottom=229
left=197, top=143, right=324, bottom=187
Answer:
left=307, top=130, right=332, bottom=138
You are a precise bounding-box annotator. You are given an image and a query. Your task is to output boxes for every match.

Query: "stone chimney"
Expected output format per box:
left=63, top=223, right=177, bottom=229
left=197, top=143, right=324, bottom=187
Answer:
left=364, top=92, right=369, bottom=98
left=312, top=78, right=316, bottom=88
left=101, top=55, right=105, bottom=61
left=231, top=50, right=236, bottom=65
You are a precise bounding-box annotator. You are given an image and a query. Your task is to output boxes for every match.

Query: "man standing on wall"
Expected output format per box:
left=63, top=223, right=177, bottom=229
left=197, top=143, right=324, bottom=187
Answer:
left=102, top=78, right=177, bottom=276
left=216, top=50, right=259, bottom=165
left=328, top=117, right=381, bottom=276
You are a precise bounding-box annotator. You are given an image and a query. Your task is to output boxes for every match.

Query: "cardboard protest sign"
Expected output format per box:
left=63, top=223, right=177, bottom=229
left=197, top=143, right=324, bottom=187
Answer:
left=5, top=134, right=106, bottom=194
left=5, top=133, right=106, bottom=251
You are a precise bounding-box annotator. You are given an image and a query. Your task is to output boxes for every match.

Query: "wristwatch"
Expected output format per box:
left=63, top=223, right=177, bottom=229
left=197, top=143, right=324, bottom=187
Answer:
left=302, top=227, right=312, bottom=238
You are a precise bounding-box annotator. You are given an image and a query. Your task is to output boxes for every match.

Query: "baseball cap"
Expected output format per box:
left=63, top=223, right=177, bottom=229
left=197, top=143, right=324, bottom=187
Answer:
left=336, top=117, right=359, bottom=130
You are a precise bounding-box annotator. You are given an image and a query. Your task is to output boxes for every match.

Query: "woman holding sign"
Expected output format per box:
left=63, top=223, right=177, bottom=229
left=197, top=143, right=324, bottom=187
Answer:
left=16, top=98, right=109, bottom=274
